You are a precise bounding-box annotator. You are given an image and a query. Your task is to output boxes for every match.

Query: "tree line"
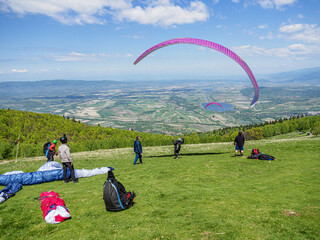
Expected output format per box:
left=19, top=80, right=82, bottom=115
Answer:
left=0, top=108, right=319, bottom=160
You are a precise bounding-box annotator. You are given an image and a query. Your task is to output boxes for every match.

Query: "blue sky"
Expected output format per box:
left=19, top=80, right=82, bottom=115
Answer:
left=0, top=0, right=319, bottom=81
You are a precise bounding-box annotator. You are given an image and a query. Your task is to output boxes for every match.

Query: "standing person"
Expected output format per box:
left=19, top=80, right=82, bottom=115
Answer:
left=234, top=131, right=245, bottom=157
left=133, top=136, right=143, bottom=165
left=172, top=138, right=184, bottom=159
left=58, top=134, right=78, bottom=183
left=47, top=140, right=57, bottom=162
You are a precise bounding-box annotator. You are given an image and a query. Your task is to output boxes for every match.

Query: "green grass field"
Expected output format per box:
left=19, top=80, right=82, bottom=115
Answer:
left=1, top=134, right=319, bottom=240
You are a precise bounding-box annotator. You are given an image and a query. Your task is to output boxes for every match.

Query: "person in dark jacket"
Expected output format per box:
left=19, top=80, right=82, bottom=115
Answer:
left=172, top=138, right=184, bottom=159
left=234, top=131, right=245, bottom=157
left=133, top=136, right=143, bottom=165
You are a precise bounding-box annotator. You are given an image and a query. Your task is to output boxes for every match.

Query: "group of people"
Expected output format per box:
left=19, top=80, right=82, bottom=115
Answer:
left=46, top=134, right=78, bottom=183
left=133, top=136, right=185, bottom=165
left=47, top=131, right=245, bottom=175
left=132, top=130, right=245, bottom=164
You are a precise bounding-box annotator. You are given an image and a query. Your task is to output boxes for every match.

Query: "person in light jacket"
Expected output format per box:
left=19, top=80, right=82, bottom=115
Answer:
left=58, top=134, right=78, bottom=183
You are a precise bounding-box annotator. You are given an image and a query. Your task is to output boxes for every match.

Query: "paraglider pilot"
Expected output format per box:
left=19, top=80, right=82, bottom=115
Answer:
left=58, top=134, right=78, bottom=183
left=133, top=136, right=143, bottom=165
left=173, top=138, right=184, bottom=159
left=47, top=140, right=58, bottom=162
left=234, top=131, right=245, bottom=157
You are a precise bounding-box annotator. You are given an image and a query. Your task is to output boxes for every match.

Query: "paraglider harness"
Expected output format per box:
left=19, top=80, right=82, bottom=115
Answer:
left=247, top=149, right=276, bottom=161
left=103, top=170, right=135, bottom=212
left=43, top=142, right=51, bottom=158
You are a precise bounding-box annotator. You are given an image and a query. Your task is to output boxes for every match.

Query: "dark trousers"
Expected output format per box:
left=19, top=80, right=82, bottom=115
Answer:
left=47, top=151, right=54, bottom=162
left=62, top=162, right=75, bottom=182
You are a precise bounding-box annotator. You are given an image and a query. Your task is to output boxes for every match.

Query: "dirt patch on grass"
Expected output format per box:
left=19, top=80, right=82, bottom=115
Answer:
left=283, top=210, right=301, bottom=217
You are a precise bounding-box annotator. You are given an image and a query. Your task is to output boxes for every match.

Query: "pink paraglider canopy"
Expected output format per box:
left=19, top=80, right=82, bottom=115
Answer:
left=134, top=38, right=259, bottom=107
left=205, top=102, right=223, bottom=109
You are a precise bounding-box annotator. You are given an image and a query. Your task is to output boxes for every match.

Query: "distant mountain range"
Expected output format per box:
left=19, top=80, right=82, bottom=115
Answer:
left=264, top=67, right=320, bottom=83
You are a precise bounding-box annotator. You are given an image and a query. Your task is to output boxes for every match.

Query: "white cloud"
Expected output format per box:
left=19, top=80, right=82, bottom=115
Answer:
left=233, top=43, right=320, bottom=58
left=0, top=0, right=209, bottom=26
left=279, top=24, right=320, bottom=43
left=51, top=51, right=133, bottom=62
left=257, top=0, right=297, bottom=9
left=259, top=31, right=274, bottom=40
left=232, top=0, right=240, bottom=3
left=297, top=14, right=304, bottom=19
left=279, top=23, right=306, bottom=33
left=11, top=69, right=28, bottom=73
left=258, top=24, right=268, bottom=29
left=117, top=1, right=208, bottom=26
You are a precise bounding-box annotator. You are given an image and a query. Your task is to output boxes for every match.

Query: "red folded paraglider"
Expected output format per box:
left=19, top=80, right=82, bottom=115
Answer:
left=40, top=191, right=71, bottom=224
left=204, top=102, right=223, bottom=109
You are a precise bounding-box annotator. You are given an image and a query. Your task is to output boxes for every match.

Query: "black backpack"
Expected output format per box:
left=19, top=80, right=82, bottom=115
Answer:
left=247, top=153, right=259, bottom=159
left=103, top=171, right=135, bottom=212
left=258, top=154, right=276, bottom=161
left=43, top=142, right=51, bottom=156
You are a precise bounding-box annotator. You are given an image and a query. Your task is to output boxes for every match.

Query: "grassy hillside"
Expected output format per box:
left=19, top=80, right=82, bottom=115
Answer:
left=1, top=108, right=319, bottom=160
left=0, top=108, right=175, bottom=160
left=1, top=134, right=319, bottom=239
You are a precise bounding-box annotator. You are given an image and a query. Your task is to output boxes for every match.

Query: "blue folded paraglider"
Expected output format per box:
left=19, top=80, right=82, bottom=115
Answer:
left=0, top=183, right=22, bottom=204
left=0, top=169, right=70, bottom=186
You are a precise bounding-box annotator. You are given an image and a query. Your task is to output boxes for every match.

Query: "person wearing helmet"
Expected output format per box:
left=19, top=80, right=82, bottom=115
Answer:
left=58, top=134, right=78, bottom=183
left=47, top=139, right=58, bottom=162
left=172, top=138, right=184, bottom=159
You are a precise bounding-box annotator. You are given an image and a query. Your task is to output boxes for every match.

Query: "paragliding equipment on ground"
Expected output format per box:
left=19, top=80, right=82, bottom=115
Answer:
left=134, top=38, right=259, bottom=107
left=0, top=161, right=114, bottom=204
left=247, top=149, right=276, bottom=160
left=39, top=191, right=71, bottom=224
left=43, top=142, right=51, bottom=157
left=0, top=183, right=22, bottom=204
left=103, top=170, right=135, bottom=212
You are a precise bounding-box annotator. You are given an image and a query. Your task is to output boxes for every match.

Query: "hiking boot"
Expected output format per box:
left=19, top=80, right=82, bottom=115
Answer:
left=72, top=179, right=79, bottom=183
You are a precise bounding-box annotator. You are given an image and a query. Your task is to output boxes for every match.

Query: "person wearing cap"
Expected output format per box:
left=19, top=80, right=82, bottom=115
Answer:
left=58, top=134, right=78, bottom=183
left=234, top=131, right=245, bottom=157
left=47, top=140, right=57, bottom=162
left=133, top=136, right=143, bottom=165
left=172, top=138, right=184, bottom=159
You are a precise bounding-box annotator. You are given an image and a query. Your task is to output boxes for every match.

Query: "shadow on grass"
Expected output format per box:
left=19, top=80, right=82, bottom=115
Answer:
left=146, top=152, right=227, bottom=158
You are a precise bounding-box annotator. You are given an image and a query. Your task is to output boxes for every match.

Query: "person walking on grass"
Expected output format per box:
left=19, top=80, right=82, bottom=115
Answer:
left=234, top=131, right=245, bottom=157
left=133, top=136, right=143, bottom=165
left=172, top=138, right=184, bottom=159
left=58, top=134, right=78, bottom=183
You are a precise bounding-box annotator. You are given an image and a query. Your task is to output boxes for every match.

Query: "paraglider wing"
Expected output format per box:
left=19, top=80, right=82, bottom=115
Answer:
left=134, top=38, right=259, bottom=107
left=205, top=102, right=223, bottom=109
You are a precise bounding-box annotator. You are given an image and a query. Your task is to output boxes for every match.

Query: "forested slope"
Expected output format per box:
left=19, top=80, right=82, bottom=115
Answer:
left=1, top=108, right=319, bottom=160
left=0, top=109, right=174, bottom=159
